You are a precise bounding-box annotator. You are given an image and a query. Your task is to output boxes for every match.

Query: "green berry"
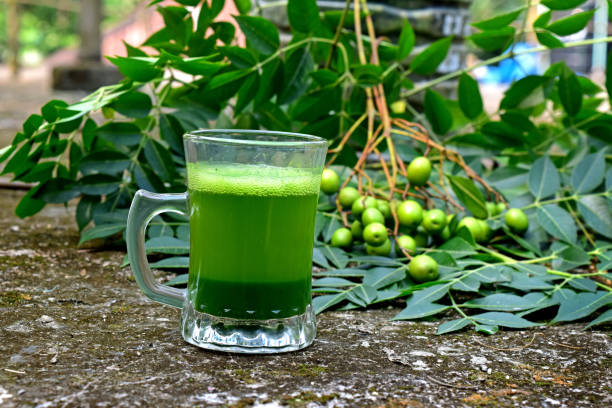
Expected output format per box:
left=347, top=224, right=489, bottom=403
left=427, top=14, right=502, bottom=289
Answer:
left=396, top=235, right=417, bottom=255
left=320, top=169, right=340, bottom=195
left=331, top=227, right=352, bottom=247
left=376, top=199, right=391, bottom=219
left=397, top=200, right=423, bottom=228
left=362, top=207, right=385, bottom=226
left=351, top=220, right=363, bottom=240
left=408, top=255, right=439, bottom=282
left=505, top=208, right=529, bottom=234
left=352, top=196, right=377, bottom=216
left=407, top=156, right=432, bottom=187
left=338, top=187, right=360, bottom=208
left=363, top=222, right=388, bottom=246
left=366, top=238, right=391, bottom=256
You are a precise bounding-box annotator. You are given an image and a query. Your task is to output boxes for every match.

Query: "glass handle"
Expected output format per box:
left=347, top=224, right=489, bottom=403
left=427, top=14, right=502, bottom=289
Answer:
left=126, top=190, right=188, bottom=309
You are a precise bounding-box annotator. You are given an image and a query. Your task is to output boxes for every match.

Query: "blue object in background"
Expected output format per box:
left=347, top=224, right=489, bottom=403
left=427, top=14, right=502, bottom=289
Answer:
left=475, top=43, right=540, bottom=84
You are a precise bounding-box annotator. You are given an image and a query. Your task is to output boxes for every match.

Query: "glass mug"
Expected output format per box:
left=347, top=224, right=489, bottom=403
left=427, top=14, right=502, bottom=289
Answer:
left=126, top=130, right=327, bottom=353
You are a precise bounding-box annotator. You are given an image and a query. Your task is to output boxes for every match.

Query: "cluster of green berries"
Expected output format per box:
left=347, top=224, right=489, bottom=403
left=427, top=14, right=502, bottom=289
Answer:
left=320, top=158, right=530, bottom=282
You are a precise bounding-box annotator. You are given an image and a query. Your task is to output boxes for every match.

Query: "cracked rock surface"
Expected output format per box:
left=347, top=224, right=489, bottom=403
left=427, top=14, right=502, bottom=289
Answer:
left=1, top=190, right=611, bottom=407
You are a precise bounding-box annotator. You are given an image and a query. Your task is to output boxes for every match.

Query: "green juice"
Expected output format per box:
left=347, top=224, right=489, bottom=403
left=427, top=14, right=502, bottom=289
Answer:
left=186, top=163, right=320, bottom=320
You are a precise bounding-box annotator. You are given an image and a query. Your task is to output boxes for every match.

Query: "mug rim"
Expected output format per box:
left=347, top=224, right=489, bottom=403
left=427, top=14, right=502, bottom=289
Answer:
left=184, top=129, right=328, bottom=148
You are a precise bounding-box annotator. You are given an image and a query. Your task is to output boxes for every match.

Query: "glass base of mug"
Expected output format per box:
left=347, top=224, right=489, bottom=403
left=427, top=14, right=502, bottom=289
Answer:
left=181, top=302, right=316, bottom=354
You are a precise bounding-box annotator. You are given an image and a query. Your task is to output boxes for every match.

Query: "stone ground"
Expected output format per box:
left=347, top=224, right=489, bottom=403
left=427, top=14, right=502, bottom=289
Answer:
left=0, top=191, right=611, bottom=408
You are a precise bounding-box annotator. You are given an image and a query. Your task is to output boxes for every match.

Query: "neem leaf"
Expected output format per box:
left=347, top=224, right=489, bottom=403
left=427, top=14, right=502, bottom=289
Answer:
left=234, top=15, right=280, bottom=55
left=279, top=47, right=314, bottom=104
left=500, top=75, right=549, bottom=109
left=145, top=236, right=189, bottom=255
left=469, top=27, right=515, bottom=52
left=410, top=36, right=452, bottom=76
left=545, top=10, right=595, bottom=36
left=424, top=89, right=453, bottom=135
left=233, top=0, right=252, bottom=14
left=541, top=0, right=588, bottom=10
left=464, top=293, right=542, bottom=312
left=472, top=7, right=526, bottom=30
left=571, top=150, right=606, bottom=194
left=585, top=308, right=612, bottom=328
left=607, top=48, right=612, bottom=99
left=79, top=223, right=125, bottom=245
left=537, top=204, right=577, bottom=243
left=392, top=302, right=450, bottom=320
left=472, top=312, right=538, bottom=328
left=397, top=20, right=415, bottom=60
left=287, top=0, right=320, bottom=33
left=107, top=56, right=161, bottom=82
left=553, top=291, right=612, bottom=323
left=536, top=30, right=565, bottom=49
left=447, top=175, right=487, bottom=219
left=558, top=65, right=582, bottom=116
left=458, top=73, right=483, bottom=119
left=436, top=318, right=471, bottom=334
left=578, top=195, right=612, bottom=239
left=528, top=156, right=560, bottom=200
left=313, top=293, right=347, bottom=314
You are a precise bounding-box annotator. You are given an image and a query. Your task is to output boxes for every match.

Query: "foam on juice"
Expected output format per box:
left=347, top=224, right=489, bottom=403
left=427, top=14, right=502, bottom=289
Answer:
left=187, top=162, right=320, bottom=197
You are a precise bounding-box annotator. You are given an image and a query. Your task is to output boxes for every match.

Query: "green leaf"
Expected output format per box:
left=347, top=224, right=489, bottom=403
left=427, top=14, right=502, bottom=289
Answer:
left=79, top=150, right=130, bottom=176
left=541, top=0, right=588, bottom=10
left=151, top=256, right=190, bottom=270
left=447, top=176, right=487, bottom=219
left=19, top=161, right=56, bottom=183
left=145, top=236, right=189, bottom=255
left=41, top=100, right=69, bottom=122
left=255, top=101, right=291, bottom=131
left=363, top=267, right=406, bottom=289
left=78, top=174, right=121, bottom=196
left=536, top=30, right=565, bottom=49
left=312, top=277, right=354, bottom=287
left=464, top=294, right=540, bottom=312
left=437, top=318, right=471, bottom=334
left=15, top=186, right=46, bottom=218
left=107, top=56, right=161, bottom=82
left=96, top=122, right=142, bottom=146
left=500, top=75, right=549, bottom=109
left=585, top=308, right=612, bottom=328
left=76, top=196, right=99, bottom=231
left=553, top=291, right=612, bottom=322
left=313, top=293, right=347, bottom=314
left=233, top=0, right=252, bottom=14
left=211, top=21, right=235, bottom=44
left=352, top=64, right=383, bottom=87
left=254, top=58, right=281, bottom=106
left=172, top=57, right=225, bottom=76
left=279, top=47, right=314, bottom=104
left=558, top=65, right=582, bottom=116
left=345, top=285, right=377, bottom=307
left=571, top=150, right=606, bottom=194
left=469, top=27, right=515, bottom=52
left=165, top=273, right=189, bottom=286
left=607, top=49, right=612, bottom=99
left=234, top=15, right=280, bottom=55
left=458, top=73, right=483, bottom=120
left=35, top=178, right=80, bottom=203
left=533, top=10, right=552, bottom=28
left=528, top=156, right=560, bottom=200
left=321, top=216, right=342, bottom=244
left=110, top=91, right=152, bottom=118
left=396, top=21, right=415, bottom=60
left=392, top=302, right=449, bottom=320
left=475, top=324, right=499, bottom=334
left=312, top=247, right=329, bottom=268
left=207, top=69, right=251, bottom=90
left=408, top=283, right=452, bottom=305
left=424, top=89, right=453, bottom=135
left=546, top=10, right=595, bottom=36
left=578, top=195, right=612, bottom=239
left=438, top=237, right=477, bottom=259
left=410, top=36, right=452, bottom=76
left=471, top=312, right=537, bottom=328
left=537, top=204, right=577, bottom=243
left=144, top=138, right=176, bottom=182
left=218, top=46, right=256, bottom=68
left=79, top=223, right=125, bottom=245
left=472, top=7, right=526, bottom=30
left=234, top=73, right=260, bottom=115
left=319, top=245, right=349, bottom=269
left=288, top=0, right=320, bottom=33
